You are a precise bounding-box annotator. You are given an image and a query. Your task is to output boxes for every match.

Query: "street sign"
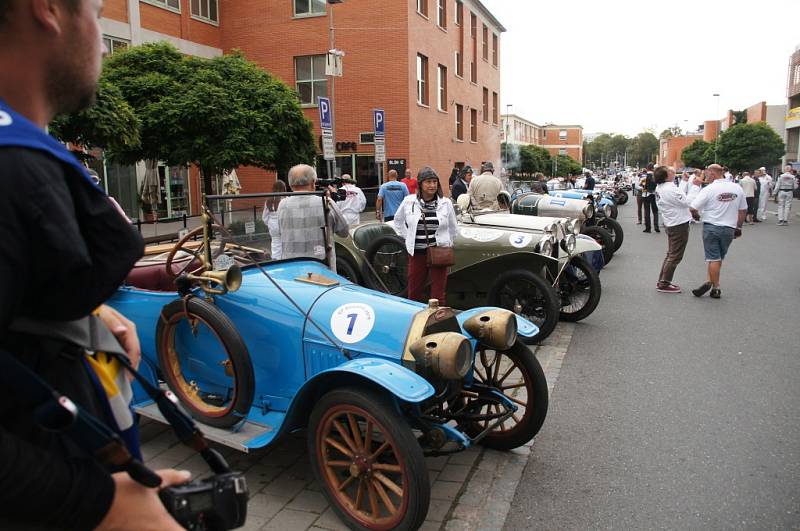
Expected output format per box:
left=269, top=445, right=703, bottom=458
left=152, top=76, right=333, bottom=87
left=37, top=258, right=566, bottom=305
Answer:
left=373, top=109, right=385, bottom=136
left=322, top=131, right=335, bottom=161
left=374, top=143, right=386, bottom=163
left=318, top=97, right=332, bottom=130
left=244, top=221, right=256, bottom=234
left=373, top=109, right=386, bottom=163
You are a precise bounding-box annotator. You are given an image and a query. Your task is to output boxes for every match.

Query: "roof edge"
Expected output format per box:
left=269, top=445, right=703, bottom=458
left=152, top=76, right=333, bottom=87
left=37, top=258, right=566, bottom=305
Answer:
left=473, top=0, right=506, bottom=32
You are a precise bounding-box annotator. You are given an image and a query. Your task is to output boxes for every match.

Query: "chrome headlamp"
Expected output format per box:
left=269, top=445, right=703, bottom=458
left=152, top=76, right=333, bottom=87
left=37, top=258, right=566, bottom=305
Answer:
left=583, top=203, right=595, bottom=219
left=538, top=236, right=553, bottom=255
left=463, top=309, right=518, bottom=351
left=603, top=204, right=612, bottom=217
left=560, top=233, right=577, bottom=254
left=409, top=332, right=473, bottom=380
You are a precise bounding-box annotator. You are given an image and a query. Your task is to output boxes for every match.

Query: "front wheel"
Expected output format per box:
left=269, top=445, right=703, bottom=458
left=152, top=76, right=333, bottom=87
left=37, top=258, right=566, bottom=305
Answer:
left=308, top=388, right=430, bottom=530
left=581, top=226, right=614, bottom=265
left=558, top=256, right=602, bottom=322
left=615, top=190, right=629, bottom=205
left=459, top=341, right=549, bottom=450
left=597, top=217, right=624, bottom=252
left=487, top=269, right=560, bottom=344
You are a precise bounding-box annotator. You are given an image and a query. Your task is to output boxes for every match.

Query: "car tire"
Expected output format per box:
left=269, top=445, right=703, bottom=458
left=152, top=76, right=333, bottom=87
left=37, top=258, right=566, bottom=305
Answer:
left=609, top=203, right=619, bottom=219
left=558, top=255, right=602, bottom=322
left=364, top=234, right=409, bottom=297
left=459, top=340, right=548, bottom=450
left=615, top=190, right=629, bottom=205
left=335, top=253, right=361, bottom=285
left=308, top=387, right=430, bottom=530
left=156, top=297, right=255, bottom=428
left=487, top=269, right=559, bottom=344
left=598, top=217, right=624, bottom=252
left=581, top=226, right=614, bottom=264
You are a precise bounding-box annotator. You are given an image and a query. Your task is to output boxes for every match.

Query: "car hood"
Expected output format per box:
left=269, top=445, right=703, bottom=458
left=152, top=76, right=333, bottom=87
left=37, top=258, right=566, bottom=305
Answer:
left=464, top=212, right=568, bottom=232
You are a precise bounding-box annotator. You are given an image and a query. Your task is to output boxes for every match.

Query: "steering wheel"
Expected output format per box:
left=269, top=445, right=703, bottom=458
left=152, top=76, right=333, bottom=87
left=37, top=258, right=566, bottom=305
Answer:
left=164, top=224, right=228, bottom=279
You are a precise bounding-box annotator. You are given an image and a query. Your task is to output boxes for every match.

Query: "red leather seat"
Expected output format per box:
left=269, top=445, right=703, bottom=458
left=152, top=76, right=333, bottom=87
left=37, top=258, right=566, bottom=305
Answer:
left=125, top=263, right=177, bottom=292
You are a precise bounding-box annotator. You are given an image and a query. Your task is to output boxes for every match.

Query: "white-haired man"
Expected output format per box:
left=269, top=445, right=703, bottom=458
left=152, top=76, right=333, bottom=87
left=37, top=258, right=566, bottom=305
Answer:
left=276, top=164, right=349, bottom=270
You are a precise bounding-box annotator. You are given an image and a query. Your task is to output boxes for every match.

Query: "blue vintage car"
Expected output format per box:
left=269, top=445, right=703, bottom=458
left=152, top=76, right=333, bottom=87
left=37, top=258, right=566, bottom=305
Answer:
left=108, top=214, right=548, bottom=530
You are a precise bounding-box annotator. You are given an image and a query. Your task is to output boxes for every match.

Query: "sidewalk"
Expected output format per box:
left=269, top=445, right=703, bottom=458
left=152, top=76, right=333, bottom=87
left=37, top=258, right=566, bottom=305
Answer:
left=139, top=324, right=575, bottom=531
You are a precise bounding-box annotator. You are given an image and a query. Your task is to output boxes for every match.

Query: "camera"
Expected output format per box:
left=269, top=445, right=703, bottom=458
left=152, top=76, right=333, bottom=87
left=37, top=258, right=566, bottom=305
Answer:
left=316, top=177, right=347, bottom=201
left=160, top=472, right=248, bottom=531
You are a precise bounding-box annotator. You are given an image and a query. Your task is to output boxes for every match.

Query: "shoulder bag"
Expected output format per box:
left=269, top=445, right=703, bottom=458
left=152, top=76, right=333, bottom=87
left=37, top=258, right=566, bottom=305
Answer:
left=421, top=204, right=455, bottom=267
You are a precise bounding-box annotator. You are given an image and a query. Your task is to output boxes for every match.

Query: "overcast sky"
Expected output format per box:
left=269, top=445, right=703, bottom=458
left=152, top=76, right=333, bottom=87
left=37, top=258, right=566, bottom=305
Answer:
left=482, top=0, right=799, bottom=137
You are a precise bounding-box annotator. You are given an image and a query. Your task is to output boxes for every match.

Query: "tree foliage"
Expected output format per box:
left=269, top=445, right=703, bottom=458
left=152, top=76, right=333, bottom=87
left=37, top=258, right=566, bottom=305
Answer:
left=716, top=122, right=785, bottom=172
left=627, top=132, right=659, bottom=167
left=518, top=144, right=552, bottom=175
left=680, top=139, right=713, bottom=169
left=552, top=154, right=582, bottom=177
left=49, top=78, right=140, bottom=154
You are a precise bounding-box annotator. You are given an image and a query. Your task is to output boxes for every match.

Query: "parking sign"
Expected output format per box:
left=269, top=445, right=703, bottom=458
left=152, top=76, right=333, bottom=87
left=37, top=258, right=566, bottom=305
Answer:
left=373, top=109, right=385, bottom=136
left=318, top=97, right=332, bottom=130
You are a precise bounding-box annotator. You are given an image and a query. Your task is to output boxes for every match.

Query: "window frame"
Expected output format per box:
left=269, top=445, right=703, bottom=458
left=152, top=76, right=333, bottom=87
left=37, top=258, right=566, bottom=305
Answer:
left=437, top=0, right=447, bottom=29
left=455, top=0, right=463, bottom=25
left=482, top=88, right=489, bottom=123
left=190, top=0, right=219, bottom=25
left=482, top=24, right=488, bottom=61
left=470, top=12, right=478, bottom=84
left=294, top=54, right=328, bottom=107
left=492, top=91, right=498, bottom=125
left=293, top=0, right=327, bottom=17
left=417, top=53, right=429, bottom=107
left=437, top=64, right=448, bottom=112
left=141, top=0, right=181, bottom=14
left=559, top=129, right=568, bottom=141
left=456, top=104, right=464, bottom=141
left=492, top=33, right=498, bottom=66
left=417, top=0, right=428, bottom=18
left=102, top=35, right=130, bottom=55
left=470, top=108, right=478, bottom=142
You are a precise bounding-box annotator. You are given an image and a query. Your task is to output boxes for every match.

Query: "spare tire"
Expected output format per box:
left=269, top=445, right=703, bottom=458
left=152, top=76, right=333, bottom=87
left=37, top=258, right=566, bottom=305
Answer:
left=364, top=234, right=409, bottom=297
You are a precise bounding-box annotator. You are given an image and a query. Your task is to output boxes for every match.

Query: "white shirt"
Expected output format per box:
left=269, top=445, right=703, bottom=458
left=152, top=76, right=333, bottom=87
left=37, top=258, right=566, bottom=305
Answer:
left=678, top=178, right=690, bottom=195
left=394, top=195, right=458, bottom=255
left=336, top=183, right=367, bottom=225
left=690, top=179, right=748, bottom=228
left=655, top=182, right=693, bottom=227
left=738, top=176, right=756, bottom=198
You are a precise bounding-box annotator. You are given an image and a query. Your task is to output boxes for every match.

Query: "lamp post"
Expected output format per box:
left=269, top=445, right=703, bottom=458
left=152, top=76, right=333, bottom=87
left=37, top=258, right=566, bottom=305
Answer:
left=713, top=93, right=720, bottom=163
left=327, top=0, right=343, bottom=179
left=504, top=104, right=512, bottom=174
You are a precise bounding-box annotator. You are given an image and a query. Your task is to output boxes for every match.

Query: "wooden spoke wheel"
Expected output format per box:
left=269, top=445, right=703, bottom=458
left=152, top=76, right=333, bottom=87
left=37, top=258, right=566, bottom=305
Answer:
left=460, top=341, right=548, bottom=450
left=309, top=388, right=429, bottom=530
left=164, top=224, right=228, bottom=279
left=155, top=297, right=254, bottom=428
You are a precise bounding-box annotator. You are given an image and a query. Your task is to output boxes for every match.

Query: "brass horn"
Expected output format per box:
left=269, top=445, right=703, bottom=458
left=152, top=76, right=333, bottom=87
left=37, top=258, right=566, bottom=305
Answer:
left=187, top=264, right=242, bottom=295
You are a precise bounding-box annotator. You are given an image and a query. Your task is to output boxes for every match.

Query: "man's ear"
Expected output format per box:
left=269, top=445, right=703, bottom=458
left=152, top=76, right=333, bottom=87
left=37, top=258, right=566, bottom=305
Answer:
left=30, top=0, right=65, bottom=36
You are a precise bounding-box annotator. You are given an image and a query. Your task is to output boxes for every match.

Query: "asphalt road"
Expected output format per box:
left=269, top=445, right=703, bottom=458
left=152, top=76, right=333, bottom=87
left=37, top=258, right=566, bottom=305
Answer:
left=506, top=203, right=800, bottom=530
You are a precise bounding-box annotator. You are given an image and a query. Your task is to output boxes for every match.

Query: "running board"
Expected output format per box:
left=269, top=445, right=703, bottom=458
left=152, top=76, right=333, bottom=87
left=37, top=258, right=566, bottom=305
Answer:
left=134, top=401, right=276, bottom=453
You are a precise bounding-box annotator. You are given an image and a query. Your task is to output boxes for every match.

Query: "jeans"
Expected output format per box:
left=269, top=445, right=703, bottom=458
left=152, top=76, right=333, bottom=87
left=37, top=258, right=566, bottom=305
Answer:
left=643, top=195, right=659, bottom=230
left=408, top=252, right=448, bottom=304
left=702, top=223, right=734, bottom=261
left=659, top=222, right=689, bottom=283
left=777, top=191, right=793, bottom=222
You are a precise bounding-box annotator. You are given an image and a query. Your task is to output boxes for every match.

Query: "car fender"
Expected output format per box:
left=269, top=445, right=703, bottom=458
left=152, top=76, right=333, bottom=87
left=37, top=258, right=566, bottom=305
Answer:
left=456, top=306, right=540, bottom=339
left=574, top=237, right=602, bottom=254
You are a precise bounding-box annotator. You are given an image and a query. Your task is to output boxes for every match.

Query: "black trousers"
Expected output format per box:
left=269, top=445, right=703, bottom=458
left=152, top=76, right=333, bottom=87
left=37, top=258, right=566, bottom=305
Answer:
left=643, top=195, right=659, bottom=230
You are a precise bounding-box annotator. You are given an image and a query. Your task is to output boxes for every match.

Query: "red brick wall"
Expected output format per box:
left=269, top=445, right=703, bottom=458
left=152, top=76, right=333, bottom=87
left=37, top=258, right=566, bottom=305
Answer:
left=139, top=1, right=221, bottom=49
left=745, top=101, right=766, bottom=124
left=703, top=120, right=720, bottom=142
left=105, top=0, right=128, bottom=23
left=408, top=1, right=501, bottom=188
left=658, top=135, right=702, bottom=168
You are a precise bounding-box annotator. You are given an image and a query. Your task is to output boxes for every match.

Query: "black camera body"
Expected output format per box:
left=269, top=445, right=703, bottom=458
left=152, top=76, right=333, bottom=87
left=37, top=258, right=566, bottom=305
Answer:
left=160, top=472, right=248, bottom=531
left=317, top=177, right=348, bottom=201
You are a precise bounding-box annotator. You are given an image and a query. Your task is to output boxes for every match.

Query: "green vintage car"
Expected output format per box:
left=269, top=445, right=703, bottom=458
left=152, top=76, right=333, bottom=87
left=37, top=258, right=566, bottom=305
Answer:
left=334, top=217, right=602, bottom=344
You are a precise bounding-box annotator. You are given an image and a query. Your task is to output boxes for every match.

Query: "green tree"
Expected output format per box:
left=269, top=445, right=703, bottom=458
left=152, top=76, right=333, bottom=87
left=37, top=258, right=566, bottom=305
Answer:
left=49, top=78, right=140, bottom=155
left=518, top=144, right=552, bottom=175
left=627, top=132, right=659, bottom=167
left=716, top=122, right=785, bottom=172
left=680, top=139, right=713, bottom=169
left=552, top=154, right=582, bottom=177
left=585, top=133, right=611, bottom=167
left=659, top=126, right=682, bottom=140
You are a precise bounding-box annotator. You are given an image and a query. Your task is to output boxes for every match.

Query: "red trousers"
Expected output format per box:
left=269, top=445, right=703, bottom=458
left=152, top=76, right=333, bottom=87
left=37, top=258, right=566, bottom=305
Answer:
left=407, top=253, right=448, bottom=305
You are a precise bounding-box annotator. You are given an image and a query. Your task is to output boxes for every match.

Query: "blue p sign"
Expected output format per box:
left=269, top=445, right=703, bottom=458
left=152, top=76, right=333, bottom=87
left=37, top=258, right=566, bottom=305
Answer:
left=374, top=109, right=385, bottom=135
left=318, top=97, right=332, bottom=130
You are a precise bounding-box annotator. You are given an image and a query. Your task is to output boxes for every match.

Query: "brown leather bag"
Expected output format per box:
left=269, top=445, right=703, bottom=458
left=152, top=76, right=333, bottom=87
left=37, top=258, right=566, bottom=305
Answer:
left=421, top=207, right=455, bottom=267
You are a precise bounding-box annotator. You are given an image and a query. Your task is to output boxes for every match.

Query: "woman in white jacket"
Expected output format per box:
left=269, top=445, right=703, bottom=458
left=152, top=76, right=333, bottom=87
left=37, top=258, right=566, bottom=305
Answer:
left=394, top=167, right=458, bottom=304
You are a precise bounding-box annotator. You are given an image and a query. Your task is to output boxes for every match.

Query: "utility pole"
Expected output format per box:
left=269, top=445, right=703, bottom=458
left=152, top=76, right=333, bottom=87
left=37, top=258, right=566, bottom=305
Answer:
left=327, top=0, right=344, bottom=178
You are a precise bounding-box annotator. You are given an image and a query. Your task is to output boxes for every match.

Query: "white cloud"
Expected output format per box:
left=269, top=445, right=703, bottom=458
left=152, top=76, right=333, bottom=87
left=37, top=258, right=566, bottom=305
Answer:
left=482, top=0, right=798, bottom=136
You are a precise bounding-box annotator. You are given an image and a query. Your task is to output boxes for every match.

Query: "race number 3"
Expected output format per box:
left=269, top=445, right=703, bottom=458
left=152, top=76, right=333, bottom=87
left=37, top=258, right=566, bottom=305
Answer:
left=331, top=303, right=375, bottom=344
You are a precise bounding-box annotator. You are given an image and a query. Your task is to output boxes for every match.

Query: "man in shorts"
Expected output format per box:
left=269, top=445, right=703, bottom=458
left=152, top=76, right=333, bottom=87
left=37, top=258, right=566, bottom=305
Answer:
left=689, top=164, right=747, bottom=299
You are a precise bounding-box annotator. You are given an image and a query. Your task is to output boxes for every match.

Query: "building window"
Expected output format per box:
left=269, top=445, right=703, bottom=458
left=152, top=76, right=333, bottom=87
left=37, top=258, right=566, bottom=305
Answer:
left=455, top=0, right=463, bottom=25
left=542, top=130, right=547, bottom=139
left=143, top=0, right=180, bottom=12
left=492, top=91, right=498, bottom=125
left=470, top=12, right=477, bottom=83
left=295, top=55, right=327, bottom=106
left=470, top=108, right=478, bottom=142
left=417, top=0, right=428, bottom=17
left=456, top=104, right=464, bottom=141
left=294, top=0, right=326, bottom=16
left=492, top=33, right=498, bottom=66
left=103, top=35, right=129, bottom=55
left=482, top=88, right=489, bottom=123
left=559, top=148, right=567, bottom=156
left=482, top=24, right=488, bottom=61
left=191, top=0, right=218, bottom=23
left=455, top=51, right=463, bottom=78
left=437, top=0, right=446, bottom=28
left=795, top=64, right=800, bottom=85
left=417, top=54, right=429, bottom=106
left=559, top=129, right=567, bottom=140
left=437, top=64, right=447, bottom=111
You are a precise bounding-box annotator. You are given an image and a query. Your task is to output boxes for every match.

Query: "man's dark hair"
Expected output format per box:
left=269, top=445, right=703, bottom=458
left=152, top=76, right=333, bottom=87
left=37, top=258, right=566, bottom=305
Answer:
left=653, top=166, right=669, bottom=184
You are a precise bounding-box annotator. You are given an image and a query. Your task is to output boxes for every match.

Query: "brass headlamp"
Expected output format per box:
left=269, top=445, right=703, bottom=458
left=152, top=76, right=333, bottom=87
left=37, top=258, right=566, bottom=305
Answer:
left=409, top=332, right=473, bottom=380
left=462, top=309, right=517, bottom=351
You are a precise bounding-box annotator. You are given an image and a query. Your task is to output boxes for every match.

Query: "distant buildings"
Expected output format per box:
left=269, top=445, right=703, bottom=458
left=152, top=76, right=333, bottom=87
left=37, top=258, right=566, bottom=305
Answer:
left=500, top=113, right=583, bottom=163
left=785, top=44, right=800, bottom=166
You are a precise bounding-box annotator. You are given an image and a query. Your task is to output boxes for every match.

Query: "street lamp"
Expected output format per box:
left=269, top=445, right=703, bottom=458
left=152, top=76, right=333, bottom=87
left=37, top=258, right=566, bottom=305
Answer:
left=713, top=93, right=720, bottom=163
left=327, top=0, right=344, bottom=179
left=504, top=104, right=512, bottom=173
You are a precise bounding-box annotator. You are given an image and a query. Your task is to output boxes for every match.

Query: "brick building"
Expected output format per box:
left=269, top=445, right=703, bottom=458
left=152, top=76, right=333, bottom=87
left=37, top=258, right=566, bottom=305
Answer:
left=657, top=135, right=702, bottom=169
left=785, top=44, right=800, bottom=166
left=501, top=113, right=583, bottom=164
left=98, top=0, right=505, bottom=218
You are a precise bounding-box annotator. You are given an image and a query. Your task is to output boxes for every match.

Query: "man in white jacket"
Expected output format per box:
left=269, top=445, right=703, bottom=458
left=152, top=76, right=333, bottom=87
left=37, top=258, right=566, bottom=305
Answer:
left=335, top=175, right=367, bottom=226
left=756, top=168, right=773, bottom=221
left=773, top=165, right=798, bottom=225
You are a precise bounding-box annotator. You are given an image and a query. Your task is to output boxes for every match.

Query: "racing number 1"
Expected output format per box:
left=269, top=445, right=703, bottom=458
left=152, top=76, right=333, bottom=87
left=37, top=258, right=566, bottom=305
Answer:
left=346, top=313, right=358, bottom=335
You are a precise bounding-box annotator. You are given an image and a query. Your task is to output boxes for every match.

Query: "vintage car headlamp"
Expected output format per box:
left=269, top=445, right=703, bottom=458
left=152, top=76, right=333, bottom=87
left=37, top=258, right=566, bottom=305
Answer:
left=564, top=220, right=580, bottom=236
left=463, top=309, right=517, bottom=351
left=603, top=204, right=612, bottom=217
left=583, top=203, right=595, bottom=219
left=409, top=332, right=472, bottom=380
left=537, top=236, right=553, bottom=255
left=560, top=233, right=577, bottom=254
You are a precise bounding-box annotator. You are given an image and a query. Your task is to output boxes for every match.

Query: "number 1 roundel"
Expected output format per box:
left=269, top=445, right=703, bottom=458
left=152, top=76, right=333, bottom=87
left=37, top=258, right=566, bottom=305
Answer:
left=330, top=303, right=375, bottom=344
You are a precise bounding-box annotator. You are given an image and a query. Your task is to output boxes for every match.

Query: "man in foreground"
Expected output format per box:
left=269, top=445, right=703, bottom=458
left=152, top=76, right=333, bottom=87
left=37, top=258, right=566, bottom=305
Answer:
left=689, top=164, right=747, bottom=299
left=0, top=0, right=188, bottom=528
